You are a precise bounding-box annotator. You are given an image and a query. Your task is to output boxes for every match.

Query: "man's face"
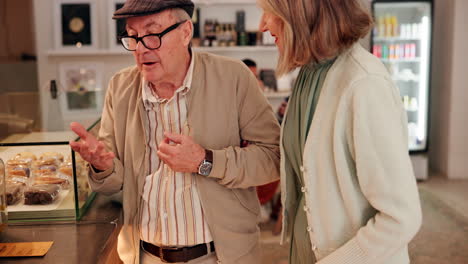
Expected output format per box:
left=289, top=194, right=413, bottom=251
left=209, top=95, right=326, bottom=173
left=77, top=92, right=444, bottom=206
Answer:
left=126, top=10, right=191, bottom=84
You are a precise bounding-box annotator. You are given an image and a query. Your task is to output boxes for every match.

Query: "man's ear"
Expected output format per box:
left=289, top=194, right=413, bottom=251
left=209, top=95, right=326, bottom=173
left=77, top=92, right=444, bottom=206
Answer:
left=182, top=21, right=193, bottom=46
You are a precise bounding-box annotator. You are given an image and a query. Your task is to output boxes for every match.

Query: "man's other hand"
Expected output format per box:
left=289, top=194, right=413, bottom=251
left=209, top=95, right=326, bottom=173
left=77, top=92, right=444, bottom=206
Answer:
left=69, top=122, right=115, bottom=171
left=157, top=132, right=205, bottom=173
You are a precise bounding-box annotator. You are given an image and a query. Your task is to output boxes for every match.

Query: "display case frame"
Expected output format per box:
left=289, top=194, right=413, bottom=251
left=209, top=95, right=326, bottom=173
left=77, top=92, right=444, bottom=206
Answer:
left=0, top=120, right=100, bottom=222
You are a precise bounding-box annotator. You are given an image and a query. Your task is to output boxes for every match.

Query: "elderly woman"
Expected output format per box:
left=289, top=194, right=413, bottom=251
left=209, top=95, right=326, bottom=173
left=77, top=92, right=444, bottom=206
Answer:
left=258, top=0, right=422, bottom=263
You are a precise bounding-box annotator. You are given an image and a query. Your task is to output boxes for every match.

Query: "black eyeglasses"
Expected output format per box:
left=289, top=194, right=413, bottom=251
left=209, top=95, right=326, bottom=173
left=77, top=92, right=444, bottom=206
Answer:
left=119, top=20, right=187, bottom=51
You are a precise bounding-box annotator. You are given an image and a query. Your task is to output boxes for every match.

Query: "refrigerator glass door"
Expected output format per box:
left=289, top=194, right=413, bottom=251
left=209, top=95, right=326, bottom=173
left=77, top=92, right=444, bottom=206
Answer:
left=372, top=1, right=431, bottom=152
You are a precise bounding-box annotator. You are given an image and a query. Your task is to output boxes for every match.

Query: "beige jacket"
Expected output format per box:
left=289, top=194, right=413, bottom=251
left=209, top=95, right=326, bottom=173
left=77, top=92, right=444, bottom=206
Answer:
left=88, top=52, right=281, bottom=264
left=280, top=43, right=422, bottom=264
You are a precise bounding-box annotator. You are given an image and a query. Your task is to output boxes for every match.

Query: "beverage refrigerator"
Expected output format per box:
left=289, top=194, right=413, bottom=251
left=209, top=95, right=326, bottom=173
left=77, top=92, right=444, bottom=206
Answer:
left=371, top=0, right=433, bottom=153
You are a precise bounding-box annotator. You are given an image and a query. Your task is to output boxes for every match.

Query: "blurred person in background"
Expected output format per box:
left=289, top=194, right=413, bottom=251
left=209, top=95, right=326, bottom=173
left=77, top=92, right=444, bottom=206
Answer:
left=242, top=58, right=265, bottom=91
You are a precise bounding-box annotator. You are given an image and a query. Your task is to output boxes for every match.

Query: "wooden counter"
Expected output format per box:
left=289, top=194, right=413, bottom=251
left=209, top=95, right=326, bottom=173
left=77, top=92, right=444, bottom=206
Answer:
left=0, top=194, right=123, bottom=264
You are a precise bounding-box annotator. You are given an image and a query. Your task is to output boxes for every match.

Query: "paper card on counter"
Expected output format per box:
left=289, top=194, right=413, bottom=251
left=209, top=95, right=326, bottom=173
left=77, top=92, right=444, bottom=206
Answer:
left=0, top=242, right=53, bottom=257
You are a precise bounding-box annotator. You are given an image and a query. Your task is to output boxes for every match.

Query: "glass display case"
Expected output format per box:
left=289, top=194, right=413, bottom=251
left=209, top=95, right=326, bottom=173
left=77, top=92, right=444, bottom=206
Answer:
left=0, top=120, right=100, bottom=222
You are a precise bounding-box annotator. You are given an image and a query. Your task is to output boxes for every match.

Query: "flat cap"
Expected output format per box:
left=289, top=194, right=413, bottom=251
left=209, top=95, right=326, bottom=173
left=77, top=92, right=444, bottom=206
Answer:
left=113, top=0, right=194, bottom=19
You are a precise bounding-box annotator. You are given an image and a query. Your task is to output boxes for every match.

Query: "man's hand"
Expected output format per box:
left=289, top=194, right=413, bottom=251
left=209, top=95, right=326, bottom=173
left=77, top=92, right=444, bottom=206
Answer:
left=69, top=122, right=115, bottom=171
left=157, top=132, right=205, bottom=173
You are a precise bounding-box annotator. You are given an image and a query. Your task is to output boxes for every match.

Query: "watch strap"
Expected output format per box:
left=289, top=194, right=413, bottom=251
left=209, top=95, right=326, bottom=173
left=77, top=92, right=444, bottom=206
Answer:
left=205, top=149, right=213, bottom=163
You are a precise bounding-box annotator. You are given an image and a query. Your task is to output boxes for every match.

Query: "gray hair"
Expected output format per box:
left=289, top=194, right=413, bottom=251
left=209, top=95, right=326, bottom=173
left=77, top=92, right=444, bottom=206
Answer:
left=171, top=8, right=193, bottom=39
left=171, top=8, right=191, bottom=22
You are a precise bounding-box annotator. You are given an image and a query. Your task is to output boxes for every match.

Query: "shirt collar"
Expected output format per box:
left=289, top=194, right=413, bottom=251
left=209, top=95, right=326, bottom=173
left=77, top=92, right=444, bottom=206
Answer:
left=142, top=49, right=194, bottom=105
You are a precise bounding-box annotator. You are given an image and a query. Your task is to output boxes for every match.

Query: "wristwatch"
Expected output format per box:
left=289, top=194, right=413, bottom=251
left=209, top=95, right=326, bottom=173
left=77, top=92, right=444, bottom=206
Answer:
left=198, top=149, right=213, bottom=176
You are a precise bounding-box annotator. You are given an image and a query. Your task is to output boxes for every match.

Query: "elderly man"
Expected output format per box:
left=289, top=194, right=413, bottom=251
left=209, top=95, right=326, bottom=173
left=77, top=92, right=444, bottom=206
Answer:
left=69, top=0, right=280, bottom=263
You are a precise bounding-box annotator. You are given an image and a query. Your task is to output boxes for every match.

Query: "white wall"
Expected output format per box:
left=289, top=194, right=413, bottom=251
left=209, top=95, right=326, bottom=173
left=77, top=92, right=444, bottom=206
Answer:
left=33, top=0, right=134, bottom=131
left=430, top=0, right=468, bottom=179
left=33, top=0, right=279, bottom=131
left=446, top=0, right=468, bottom=179
left=430, top=0, right=454, bottom=176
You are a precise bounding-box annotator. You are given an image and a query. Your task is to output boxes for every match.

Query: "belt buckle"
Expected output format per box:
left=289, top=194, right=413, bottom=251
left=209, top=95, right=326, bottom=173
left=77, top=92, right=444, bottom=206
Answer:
left=159, top=247, right=168, bottom=263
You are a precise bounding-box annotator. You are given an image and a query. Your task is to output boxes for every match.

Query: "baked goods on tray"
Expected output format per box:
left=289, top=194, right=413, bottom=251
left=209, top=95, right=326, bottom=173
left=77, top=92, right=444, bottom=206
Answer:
left=31, top=176, right=69, bottom=189
left=4, top=151, right=91, bottom=207
left=38, top=152, right=64, bottom=165
left=6, top=182, right=23, bottom=205
left=12, top=152, right=37, bottom=163
left=24, top=184, right=60, bottom=205
left=58, top=160, right=73, bottom=177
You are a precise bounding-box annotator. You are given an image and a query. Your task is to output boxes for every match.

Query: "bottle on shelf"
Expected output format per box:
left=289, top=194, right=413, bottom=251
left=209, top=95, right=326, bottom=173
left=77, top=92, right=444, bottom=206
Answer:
left=378, top=16, right=385, bottom=38
left=385, top=14, right=392, bottom=37
left=409, top=97, right=419, bottom=111
left=222, top=24, right=231, bottom=46
left=374, top=42, right=417, bottom=60
left=394, top=44, right=400, bottom=59
left=374, top=14, right=429, bottom=40
left=214, top=23, right=223, bottom=47
left=403, top=95, right=410, bottom=109
left=388, top=44, right=393, bottom=59
left=229, top=24, right=237, bottom=47
left=408, top=122, right=418, bottom=146
left=412, top=23, right=419, bottom=39
left=382, top=44, right=388, bottom=59
left=410, top=43, right=416, bottom=58
left=404, top=44, right=411, bottom=58
left=238, top=31, right=248, bottom=46
left=202, top=19, right=213, bottom=47
left=391, top=15, right=399, bottom=37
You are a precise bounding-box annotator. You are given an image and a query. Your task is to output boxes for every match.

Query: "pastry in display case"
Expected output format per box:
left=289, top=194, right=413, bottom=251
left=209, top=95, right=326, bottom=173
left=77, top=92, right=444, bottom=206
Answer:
left=0, top=120, right=99, bottom=222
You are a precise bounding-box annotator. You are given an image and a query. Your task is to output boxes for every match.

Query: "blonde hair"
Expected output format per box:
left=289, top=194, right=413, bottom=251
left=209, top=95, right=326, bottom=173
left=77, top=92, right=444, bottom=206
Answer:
left=259, top=0, right=373, bottom=76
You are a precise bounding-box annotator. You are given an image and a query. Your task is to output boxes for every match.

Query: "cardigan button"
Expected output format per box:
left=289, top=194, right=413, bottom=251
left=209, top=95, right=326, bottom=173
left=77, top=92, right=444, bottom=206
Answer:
left=301, top=186, right=307, bottom=193
left=312, top=244, right=317, bottom=251
left=300, top=166, right=305, bottom=172
left=303, top=205, right=309, bottom=212
left=306, top=226, right=312, bottom=232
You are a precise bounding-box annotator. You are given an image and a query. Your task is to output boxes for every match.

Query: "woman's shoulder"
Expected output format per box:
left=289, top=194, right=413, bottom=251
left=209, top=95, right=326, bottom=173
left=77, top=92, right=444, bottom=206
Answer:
left=325, top=43, right=393, bottom=91
left=337, top=43, right=390, bottom=81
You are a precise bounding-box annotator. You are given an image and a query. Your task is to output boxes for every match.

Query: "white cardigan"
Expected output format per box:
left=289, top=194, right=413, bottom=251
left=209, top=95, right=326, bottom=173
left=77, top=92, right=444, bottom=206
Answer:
left=280, top=43, right=422, bottom=264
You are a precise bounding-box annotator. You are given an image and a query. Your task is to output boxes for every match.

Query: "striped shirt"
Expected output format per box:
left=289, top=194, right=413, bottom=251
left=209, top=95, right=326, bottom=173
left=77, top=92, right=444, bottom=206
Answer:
left=139, top=54, right=213, bottom=247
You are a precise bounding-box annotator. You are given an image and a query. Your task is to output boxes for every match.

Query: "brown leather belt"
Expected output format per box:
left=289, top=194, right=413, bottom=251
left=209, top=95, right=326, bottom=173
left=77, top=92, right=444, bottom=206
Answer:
left=141, top=240, right=215, bottom=263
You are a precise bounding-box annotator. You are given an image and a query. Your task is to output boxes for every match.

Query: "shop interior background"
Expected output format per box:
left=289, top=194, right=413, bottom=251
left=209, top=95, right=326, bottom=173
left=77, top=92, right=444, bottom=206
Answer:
left=0, top=0, right=467, bottom=182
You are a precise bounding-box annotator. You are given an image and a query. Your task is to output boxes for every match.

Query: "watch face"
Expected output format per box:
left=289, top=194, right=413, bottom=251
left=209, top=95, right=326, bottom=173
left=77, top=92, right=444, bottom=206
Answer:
left=61, top=4, right=92, bottom=46
left=199, top=161, right=212, bottom=176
